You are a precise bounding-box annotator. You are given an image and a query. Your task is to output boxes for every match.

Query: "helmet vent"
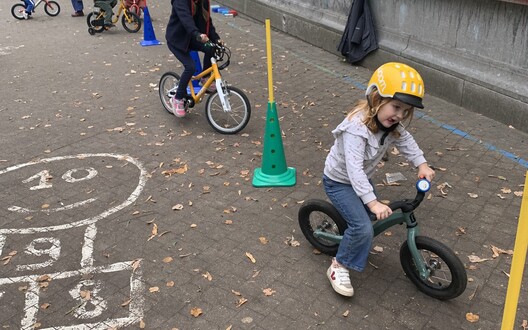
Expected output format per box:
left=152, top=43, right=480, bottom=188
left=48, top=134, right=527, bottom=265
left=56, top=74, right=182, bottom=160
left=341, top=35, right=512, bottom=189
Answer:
left=411, top=82, right=416, bottom=93
left=401, top=81, right=407, bottom=91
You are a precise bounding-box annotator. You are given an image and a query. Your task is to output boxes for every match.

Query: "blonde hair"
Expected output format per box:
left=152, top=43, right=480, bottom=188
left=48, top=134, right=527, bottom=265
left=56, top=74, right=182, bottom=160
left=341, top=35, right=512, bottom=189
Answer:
left=347, top=89, right=414, bottom=137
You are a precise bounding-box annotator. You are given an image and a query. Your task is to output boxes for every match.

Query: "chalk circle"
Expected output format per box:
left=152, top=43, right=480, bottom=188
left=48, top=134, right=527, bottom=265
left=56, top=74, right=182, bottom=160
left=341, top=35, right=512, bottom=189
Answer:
left=0, top=153, right=148, bottom=234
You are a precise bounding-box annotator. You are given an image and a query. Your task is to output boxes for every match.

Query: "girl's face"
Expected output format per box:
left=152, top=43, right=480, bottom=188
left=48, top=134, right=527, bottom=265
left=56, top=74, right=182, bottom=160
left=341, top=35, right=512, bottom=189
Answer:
left=377, top=99, right=412, bottom=128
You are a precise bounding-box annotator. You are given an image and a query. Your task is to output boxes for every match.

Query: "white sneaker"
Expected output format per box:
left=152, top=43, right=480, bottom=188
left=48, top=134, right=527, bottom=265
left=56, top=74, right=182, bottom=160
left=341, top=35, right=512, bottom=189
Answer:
left=327, top=258, right=354, bottom=297
left=23, top=11, right=29, bottom=19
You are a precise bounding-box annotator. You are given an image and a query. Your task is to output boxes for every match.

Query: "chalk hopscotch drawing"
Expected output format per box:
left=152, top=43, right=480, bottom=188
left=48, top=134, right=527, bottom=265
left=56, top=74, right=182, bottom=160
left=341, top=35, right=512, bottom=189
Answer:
left=0, top=153, right=148, bottom=329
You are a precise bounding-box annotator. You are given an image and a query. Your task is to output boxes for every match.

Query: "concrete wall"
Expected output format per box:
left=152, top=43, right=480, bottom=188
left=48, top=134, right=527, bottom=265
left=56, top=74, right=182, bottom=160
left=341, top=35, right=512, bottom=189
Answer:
left=216, top=0, right=528, bottom=132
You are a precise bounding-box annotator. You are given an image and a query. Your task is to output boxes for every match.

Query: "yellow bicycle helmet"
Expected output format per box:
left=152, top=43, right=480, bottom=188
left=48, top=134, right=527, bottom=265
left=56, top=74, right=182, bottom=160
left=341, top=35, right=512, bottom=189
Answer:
left=365, top=62, right=425, bottom=109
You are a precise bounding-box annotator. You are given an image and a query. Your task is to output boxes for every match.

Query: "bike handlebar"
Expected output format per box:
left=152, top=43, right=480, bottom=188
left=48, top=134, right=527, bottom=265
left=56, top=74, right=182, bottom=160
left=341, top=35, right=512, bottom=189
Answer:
left=369, top=179, right=431, bottom=220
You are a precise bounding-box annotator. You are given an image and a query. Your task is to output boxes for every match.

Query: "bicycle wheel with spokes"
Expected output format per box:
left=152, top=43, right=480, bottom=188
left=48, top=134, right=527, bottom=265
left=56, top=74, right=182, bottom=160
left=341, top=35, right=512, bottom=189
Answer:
left=205, top=86, right=250, bottom=134
left=122, top=11, right=141, bottom=33
left=11, top=3, right=26, bottom=19
left=44, top=0, right=60, bottom=16
left=159, top=72, right=180, bottom=114
left=400, top=236, right=467, bottom=300
left=298, top=199, right=347, bottom=256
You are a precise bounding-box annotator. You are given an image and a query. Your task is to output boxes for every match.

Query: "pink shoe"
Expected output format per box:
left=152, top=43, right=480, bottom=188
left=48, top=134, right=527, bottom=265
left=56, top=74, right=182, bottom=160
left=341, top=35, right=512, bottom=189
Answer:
left=201, top=77, right=216, bottom=93
left=171, top=98, right=186, bottom=117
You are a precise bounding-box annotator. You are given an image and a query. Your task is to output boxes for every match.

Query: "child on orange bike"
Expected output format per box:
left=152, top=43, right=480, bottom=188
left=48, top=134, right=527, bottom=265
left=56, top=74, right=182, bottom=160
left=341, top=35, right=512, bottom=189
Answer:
left=165, top=0, right=223, bottom=117
left=323, top=62, right=435, bottom=297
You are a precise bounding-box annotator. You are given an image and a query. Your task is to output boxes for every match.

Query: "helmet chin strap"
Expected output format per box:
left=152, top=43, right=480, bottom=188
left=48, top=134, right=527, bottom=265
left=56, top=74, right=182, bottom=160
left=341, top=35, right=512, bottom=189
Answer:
left=375, top=114, right=398, bottom=146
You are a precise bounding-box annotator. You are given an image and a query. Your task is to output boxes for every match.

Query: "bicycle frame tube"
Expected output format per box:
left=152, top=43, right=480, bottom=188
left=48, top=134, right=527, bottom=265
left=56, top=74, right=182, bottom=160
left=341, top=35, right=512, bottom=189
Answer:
left=373, top=211, right=430, bottom=280
left=189, top=66, right=214, bottom=102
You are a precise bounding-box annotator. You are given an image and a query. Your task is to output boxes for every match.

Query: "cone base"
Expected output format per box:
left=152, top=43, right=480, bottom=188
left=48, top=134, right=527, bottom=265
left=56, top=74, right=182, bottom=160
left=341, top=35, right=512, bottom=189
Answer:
left=140, top=40, right=162, bottom=47
left=252, top=167, right=296, bottom=187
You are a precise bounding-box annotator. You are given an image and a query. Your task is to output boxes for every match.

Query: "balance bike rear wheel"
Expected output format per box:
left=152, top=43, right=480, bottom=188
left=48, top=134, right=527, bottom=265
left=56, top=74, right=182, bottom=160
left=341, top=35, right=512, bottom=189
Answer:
left=298, top=199, right=347, bottom=256
left=400, top=236, right=467, bottom=300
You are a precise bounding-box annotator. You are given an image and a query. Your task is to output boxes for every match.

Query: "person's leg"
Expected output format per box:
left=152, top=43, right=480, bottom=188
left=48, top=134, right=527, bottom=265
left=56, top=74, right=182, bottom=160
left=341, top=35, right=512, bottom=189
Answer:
left=25, top=0, right=35, bottom=14
left=167, top=44, right=196, bottom=117
left=190, top=40, right=216, bottom=91
left=323, top=175, right=373, bottom=272
left=94, top=0, right=112, bottom=24
left=71, top=0, right=83, bottom=14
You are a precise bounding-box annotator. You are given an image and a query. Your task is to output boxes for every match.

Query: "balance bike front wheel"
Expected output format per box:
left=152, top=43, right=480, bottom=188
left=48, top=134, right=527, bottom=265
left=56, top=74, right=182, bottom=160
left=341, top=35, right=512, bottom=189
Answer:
left=400, top=236, right=467, bottom=300
left=298, top=199, right=347, bottom=256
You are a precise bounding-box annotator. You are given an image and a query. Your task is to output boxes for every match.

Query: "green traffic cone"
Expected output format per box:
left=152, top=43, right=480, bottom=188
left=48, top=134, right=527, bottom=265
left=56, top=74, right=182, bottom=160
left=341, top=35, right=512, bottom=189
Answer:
left=252, top=101, right=296, bottom=187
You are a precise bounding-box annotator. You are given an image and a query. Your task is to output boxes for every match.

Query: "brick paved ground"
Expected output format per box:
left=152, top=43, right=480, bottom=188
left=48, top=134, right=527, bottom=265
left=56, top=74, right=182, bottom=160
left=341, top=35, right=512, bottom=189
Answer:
left=1, top=1, right=527, bottom=329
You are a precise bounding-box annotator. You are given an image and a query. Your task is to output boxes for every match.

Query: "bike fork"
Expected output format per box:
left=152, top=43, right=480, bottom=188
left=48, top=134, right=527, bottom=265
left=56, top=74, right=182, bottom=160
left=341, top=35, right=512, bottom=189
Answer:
left=216, top=79, right=232, bottom=112
left=406, top=227, right=431, bottom=280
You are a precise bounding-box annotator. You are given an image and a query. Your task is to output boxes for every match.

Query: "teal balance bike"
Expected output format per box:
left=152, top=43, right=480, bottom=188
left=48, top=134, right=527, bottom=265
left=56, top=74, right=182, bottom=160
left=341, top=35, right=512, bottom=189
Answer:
left=298, top=179, right=467, bottom=300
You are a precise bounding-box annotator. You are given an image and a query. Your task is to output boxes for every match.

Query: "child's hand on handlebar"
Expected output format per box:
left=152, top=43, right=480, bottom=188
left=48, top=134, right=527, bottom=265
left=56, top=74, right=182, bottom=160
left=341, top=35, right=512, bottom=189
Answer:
left=198, top=33, right=209, bottom=43
left=367, top=200, right=392, bottom=220
left=417, top=163, right=435, bottom=182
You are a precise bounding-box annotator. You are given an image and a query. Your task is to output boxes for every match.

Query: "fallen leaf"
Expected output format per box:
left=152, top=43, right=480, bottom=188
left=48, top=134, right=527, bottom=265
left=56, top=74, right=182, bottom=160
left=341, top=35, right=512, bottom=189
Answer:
left=342, top=310, right=350, bottom=317
left=262, top=288, right=275, bottom=296
left=190, top=307, right=203, bottom=317
left=491, top=245, right=513, bottom=258
left=40, top=303, right=50, bottom=309
left=172, top=204, right=184, bottom=210
left=466, top=312, right=479, bottom=323
left=259, top=237, right=268, bottom=244
left=121, top=298, right=132, bottom=307
left=231, top=290, right=241, bottom=296
left=521, top=319, right=527, bottom=330
left=467, top=193, right=478, bottom=198
left=166, top=281, right=175, bottom=287
left=236, top=297, right=248, bottom=307
left=139, top=319, right=146, bottom=329
left=163, top=256, right=173, bottom=263
left=147, top=223, right=158, bottom=241
left=245, top=252, right=256, bottom=263
left=373, top=246, right=384, bottom=253
left=202, top=271, right=212, bottom=281
left=500, top=187, right=512, bottom=194
left=468, top=255, right=491, bottom=263
left=149, top=286, right=160, bottom=293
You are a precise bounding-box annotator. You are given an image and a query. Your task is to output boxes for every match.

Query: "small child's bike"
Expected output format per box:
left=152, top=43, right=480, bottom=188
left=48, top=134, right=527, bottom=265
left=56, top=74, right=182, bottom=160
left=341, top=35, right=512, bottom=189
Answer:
left=86, top=0, right=141, bottom=35
left=159, top=43, right=251, bottom=134
left=298, top=179, right=467, bottom=300
left=11, top=0, right=60, bottom=19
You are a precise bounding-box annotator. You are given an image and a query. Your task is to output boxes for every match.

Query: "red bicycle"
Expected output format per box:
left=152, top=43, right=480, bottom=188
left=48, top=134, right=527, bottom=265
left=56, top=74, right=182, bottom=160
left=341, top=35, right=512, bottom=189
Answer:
left=11, top=0, right=60, bottom=19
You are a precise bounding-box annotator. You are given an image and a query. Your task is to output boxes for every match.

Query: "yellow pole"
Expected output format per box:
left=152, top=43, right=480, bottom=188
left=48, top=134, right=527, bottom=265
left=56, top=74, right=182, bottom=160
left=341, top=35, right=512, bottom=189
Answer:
left=501, top=171, right=528, bottom=329
left=265, top=19, right=274, bottom=103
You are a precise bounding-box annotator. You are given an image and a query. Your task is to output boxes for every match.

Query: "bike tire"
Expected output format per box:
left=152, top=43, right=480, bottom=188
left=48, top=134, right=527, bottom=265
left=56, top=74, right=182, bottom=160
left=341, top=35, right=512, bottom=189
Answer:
left=44, top=0, right=60, bottom=16
left=11, top=3, right=26, bottom=20
left=400, top=236, right=467, bottom=300
left=86, top=12, right=105, bottom=33
left=122, top=11, right=141, bottom=33
left=159, top=72, right=180, bottom=114
left=205, top=86, right=251, bottom=134
left=298, top=199, right=347, bottom=256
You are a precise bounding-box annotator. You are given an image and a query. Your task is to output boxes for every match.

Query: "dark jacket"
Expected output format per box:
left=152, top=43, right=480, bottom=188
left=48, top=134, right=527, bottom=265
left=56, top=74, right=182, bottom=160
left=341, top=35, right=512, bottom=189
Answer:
left=165, top=0, right=220, bottom=51
left=337, top=0, right=378, bottom=64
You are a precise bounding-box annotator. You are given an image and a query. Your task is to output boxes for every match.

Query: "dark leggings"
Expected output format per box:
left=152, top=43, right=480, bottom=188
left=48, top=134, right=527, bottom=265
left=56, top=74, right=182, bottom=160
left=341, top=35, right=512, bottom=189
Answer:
left=168, top=41, right=215, bottom=100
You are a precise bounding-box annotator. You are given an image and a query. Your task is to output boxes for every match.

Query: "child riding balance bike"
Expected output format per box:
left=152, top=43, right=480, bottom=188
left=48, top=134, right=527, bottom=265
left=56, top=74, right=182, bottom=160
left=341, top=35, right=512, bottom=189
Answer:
left=299, top=62, right=467, bottom=299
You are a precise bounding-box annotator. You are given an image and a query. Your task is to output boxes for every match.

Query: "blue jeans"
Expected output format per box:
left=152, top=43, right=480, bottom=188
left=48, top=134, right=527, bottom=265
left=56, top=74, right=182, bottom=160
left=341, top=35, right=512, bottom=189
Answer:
left=167, top=42, right=215, bottom=100
left=323, top=175, right=374, bottom=272
left=71, top=0, right=83, bottom=12
left=24, top=0, right=35, bottom=13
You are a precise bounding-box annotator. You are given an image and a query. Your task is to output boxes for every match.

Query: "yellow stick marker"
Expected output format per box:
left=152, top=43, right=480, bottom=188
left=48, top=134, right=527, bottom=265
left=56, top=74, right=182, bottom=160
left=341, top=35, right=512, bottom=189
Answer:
left=265, top=19, right=274, bottom=103
left=501, top=171, right=528, bottom=329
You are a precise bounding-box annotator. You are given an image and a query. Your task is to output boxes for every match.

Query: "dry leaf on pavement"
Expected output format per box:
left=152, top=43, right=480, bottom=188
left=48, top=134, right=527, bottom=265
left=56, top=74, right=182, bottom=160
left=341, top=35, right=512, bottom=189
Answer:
left=491, top=245, right=513, bottom=258
left=245, top=252, right=256, bottom=263
left=468, top=255, right=491, bottom=263
left=466, top=312, right=479, bottom=323
left=190, top=307, right=203, bottom=317
left=262, top=288, right=275, bottom=296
